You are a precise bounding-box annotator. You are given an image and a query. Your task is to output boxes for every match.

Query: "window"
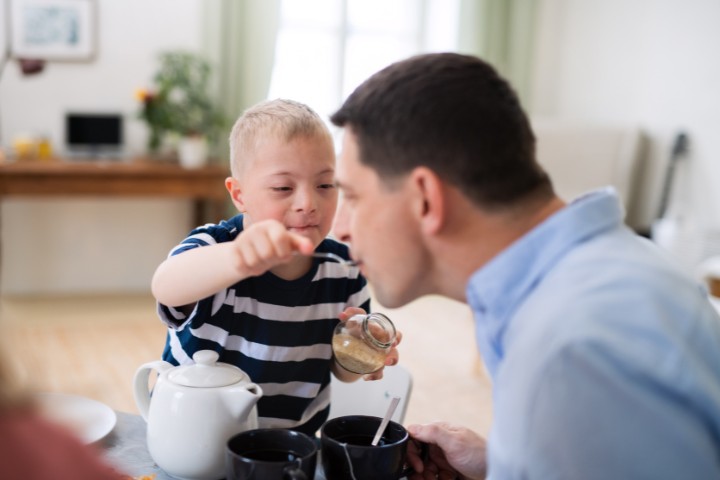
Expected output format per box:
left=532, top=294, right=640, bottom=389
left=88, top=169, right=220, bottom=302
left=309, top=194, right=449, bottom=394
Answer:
left=268, top=0, right=460, bottom=126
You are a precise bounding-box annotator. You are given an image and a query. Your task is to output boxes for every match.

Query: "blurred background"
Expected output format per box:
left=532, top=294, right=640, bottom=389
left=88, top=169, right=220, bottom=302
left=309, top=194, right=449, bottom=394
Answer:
left=2, top=0, right=719, bottom=294
left=0, top=0, right=719, bottom=433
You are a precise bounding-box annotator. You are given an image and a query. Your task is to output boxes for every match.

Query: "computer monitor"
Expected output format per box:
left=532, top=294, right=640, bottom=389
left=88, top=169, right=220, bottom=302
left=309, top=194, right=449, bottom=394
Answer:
left=65, top=113, right=123, bottom=158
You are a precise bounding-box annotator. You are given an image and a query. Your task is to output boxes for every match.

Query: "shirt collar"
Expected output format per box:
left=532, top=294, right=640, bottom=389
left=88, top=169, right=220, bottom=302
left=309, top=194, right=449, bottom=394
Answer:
left=466, top=188, right=626, bottom=376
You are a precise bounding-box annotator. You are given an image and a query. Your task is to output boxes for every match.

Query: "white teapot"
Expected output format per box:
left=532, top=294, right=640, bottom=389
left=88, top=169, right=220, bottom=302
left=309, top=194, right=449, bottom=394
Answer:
left=133, top=350, right=263, bottom=480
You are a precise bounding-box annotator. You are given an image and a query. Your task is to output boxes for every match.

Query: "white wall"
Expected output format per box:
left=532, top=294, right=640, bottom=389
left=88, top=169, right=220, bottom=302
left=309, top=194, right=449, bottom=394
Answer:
left=530, top=0, right=720, bottom=237
left=0, top=0, right=205, bottom=294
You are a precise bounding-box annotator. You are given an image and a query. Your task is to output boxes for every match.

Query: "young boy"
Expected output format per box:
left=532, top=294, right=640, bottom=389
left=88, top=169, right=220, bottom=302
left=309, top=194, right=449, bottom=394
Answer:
left=151, top=99, right=397, bottom=436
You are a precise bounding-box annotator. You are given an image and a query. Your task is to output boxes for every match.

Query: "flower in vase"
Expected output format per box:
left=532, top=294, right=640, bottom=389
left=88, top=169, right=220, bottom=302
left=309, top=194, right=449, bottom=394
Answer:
left=136, top=51, right=225, bottom=155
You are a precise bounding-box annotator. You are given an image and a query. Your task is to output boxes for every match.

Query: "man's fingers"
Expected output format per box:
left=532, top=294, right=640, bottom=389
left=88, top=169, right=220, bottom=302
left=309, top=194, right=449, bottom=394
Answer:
left=407, top=422, right=458, bottom=446
left=407, top=423, right=435, bottom=443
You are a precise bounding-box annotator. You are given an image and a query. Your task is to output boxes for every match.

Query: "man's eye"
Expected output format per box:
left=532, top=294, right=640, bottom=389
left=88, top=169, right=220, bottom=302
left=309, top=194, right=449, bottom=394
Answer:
left=318, top=184, right=335, bottom=190
left=271, top=186, right=292, bottom=192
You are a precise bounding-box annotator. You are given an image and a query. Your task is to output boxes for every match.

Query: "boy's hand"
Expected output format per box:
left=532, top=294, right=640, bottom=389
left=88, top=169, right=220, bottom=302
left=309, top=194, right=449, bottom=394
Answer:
left=363, top=326, right=402, bottom=381
left=233, top=219, right=315, bottom=277
left=337, top=307, right=367, bottom=322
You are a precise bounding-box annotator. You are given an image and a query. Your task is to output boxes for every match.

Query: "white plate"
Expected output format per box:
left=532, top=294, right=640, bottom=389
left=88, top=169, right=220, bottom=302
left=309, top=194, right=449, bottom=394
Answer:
left=36, top=392, right=117, bottom=444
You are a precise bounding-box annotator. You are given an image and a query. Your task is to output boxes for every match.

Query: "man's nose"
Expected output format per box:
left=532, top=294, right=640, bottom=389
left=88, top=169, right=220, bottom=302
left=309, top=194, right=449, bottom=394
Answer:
left=332, top=201, right=350, bottom=242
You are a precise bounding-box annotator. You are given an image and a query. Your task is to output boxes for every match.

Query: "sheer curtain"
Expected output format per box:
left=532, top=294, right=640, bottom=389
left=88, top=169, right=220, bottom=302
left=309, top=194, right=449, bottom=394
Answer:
left=267, top=0, right=461, bottom=129
left=458, top=0, right=539, bottom=107
left=201, top=0, right=281, bottom=161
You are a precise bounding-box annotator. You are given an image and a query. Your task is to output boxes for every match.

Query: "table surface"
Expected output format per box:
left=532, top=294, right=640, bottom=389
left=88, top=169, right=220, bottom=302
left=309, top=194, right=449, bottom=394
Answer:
left=102, top=412, right=328, bottom=480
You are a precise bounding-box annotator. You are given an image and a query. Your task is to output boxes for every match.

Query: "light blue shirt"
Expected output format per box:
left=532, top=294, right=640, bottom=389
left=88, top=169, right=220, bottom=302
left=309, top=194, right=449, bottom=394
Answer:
left=467, top=188, right=720, bottom=479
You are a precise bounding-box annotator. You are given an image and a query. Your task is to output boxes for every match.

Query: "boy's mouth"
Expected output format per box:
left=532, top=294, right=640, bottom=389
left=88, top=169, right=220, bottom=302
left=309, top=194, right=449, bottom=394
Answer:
left=288, top=224, right=318, bottom=233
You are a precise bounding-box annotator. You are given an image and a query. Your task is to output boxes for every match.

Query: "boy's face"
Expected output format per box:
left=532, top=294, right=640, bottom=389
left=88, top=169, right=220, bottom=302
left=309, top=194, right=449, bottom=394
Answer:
left=229, top=133, right=338, bottom=248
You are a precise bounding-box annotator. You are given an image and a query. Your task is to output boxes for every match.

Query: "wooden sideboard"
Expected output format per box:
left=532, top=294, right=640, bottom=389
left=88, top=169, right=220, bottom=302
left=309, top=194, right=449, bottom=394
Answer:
left=0, top=159, right=230, bottom=225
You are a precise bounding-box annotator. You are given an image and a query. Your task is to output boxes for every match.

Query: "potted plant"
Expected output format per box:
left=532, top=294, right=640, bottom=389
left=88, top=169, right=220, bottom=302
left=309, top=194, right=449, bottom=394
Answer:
left=136, top=51, right=225, bottom=167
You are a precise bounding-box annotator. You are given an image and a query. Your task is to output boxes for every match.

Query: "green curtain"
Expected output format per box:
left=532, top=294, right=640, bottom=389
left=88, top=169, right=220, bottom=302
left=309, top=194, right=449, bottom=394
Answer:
left=201, top=0, right=281, bottom=162
left=458, top=0, right=539, bottom=109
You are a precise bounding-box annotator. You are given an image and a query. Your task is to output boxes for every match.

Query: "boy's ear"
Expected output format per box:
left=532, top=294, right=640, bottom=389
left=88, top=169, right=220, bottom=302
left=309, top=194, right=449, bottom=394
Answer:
left=409, top=167, right=445, bottom=235
left=225, top=177, right=246, bottom=213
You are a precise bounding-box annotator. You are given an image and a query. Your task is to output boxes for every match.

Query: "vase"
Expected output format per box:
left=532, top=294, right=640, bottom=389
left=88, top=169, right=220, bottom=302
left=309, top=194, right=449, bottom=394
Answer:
left=177, top=135, right=208, bottom=169
left=148, top=128, right=163, bottom=154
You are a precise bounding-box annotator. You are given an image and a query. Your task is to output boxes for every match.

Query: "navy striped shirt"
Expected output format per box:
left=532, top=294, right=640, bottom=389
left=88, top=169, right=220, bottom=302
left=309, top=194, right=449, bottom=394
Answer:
left=157, top=214, right=370, bottom=436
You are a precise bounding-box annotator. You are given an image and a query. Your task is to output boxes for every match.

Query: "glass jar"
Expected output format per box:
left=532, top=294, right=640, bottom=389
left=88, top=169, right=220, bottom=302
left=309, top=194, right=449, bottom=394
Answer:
left=37, top=136, right=53, bottom=160
left=12, top=134, right=37, bottom=161
left=332, top=312, right=396, bottom=374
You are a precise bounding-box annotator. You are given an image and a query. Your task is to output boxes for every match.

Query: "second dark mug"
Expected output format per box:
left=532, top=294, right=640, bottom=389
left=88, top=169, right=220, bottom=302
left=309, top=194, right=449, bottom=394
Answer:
left=320, top=415, right=414, bottom=480
left=226, top=428, right=317, bottom=480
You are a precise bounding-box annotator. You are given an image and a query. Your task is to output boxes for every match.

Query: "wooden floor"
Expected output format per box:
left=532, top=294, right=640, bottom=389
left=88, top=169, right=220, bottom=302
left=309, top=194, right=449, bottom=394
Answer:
left=0, top=293, right=493, bottom=436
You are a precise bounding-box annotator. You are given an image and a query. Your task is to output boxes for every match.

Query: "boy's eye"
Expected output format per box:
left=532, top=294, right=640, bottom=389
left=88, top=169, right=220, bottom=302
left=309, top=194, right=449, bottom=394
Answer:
left=318, top=184, right=335, bottom=190
left=271, top=186, right=292, bottom=192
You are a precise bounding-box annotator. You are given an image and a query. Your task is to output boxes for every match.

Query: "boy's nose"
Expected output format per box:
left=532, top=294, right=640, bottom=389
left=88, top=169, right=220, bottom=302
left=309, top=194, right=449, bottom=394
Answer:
left=293, top=187, right=318, bottom=212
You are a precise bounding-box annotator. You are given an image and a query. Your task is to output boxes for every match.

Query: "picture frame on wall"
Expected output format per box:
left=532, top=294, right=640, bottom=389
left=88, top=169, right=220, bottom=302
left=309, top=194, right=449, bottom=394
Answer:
left=10, top=0, right=96, bottom=61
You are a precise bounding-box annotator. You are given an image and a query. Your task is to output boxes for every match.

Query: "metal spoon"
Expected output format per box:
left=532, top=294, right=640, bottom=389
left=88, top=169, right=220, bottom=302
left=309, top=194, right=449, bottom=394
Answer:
left=372, top=396, right=401, bottom=446
left=309, top=251, right=359, bottom=267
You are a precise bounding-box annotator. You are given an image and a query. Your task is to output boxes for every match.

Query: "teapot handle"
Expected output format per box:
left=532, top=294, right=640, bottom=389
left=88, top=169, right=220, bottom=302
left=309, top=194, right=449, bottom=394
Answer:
left=133, top=360, right=173, bottom=422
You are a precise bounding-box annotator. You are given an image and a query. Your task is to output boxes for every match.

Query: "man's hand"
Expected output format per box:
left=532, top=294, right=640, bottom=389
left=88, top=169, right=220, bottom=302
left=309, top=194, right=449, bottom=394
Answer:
left=406, top=422, right=487, bottom=480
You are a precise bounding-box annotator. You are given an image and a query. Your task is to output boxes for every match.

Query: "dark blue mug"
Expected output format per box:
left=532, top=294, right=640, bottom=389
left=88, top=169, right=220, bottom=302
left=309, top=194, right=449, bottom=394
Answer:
left=321, top=415, right=419, bottom=480
left=226, top=428, right=317, bottom=480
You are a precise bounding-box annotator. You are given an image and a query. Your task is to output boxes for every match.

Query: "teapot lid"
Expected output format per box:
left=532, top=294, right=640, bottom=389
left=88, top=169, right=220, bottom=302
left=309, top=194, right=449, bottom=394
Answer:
left=168, top=350, right=247, bottom=388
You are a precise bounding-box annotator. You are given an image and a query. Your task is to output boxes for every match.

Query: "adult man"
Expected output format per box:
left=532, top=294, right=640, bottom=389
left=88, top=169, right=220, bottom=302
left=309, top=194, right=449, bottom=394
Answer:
left=330, top=52, right=720, bottom=479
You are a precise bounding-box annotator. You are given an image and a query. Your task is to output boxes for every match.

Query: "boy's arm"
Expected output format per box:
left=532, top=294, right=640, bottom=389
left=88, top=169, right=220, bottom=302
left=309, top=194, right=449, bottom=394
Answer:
left=152, top=241, right=251, bottom=308
left=152, top=219, right=314, bottom=308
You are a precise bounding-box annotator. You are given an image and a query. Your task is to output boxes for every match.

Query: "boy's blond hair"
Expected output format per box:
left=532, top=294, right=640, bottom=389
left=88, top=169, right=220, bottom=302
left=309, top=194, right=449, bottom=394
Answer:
left=228, top=98, right=332, bottom=178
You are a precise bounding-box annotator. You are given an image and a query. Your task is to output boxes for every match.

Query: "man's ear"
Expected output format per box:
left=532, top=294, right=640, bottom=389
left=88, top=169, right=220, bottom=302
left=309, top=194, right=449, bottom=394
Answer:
left=225, top=177, right=246, bottom=213
left=409, top=167, right=445, bottom=235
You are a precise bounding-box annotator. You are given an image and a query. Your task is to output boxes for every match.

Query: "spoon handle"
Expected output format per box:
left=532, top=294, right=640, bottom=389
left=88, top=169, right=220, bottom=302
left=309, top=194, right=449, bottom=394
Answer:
left=372, top=396, right=400, bottom=446
left=309, top=251, right=358, bottom=267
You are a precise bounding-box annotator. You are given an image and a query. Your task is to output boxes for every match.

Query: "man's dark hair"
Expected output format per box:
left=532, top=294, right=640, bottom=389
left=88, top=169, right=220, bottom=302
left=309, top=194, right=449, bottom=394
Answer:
left=331, top=52, right=552, bottom=208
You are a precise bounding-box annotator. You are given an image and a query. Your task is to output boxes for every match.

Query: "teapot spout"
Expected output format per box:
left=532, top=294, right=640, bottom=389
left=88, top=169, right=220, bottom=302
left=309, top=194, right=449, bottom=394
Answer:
left=224, top=382, right=263, bottom=425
